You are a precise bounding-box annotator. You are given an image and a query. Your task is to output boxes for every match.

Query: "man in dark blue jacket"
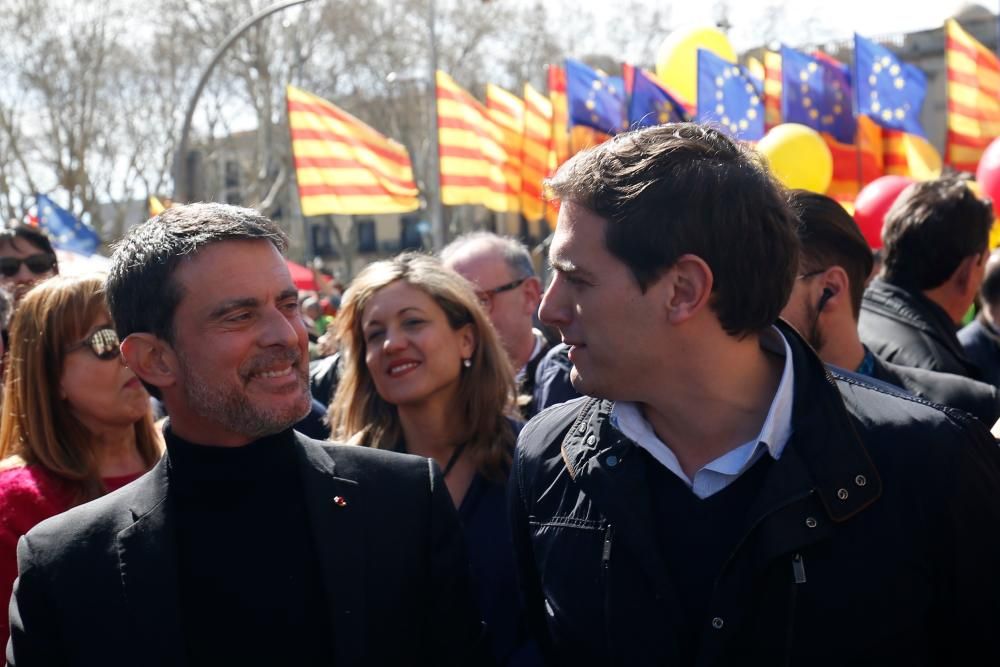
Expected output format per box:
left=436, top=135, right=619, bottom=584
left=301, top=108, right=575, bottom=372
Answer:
left=510, top=123, right=1000, bottom=666
left=960, top=249, right=1000, bottom=389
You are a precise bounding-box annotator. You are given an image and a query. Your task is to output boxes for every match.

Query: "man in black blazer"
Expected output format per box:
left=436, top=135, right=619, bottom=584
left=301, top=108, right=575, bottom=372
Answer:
left=7, top=203, right=492, bottom=667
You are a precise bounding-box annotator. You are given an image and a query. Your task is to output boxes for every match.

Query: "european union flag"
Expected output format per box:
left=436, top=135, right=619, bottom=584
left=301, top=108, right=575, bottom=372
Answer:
left=628, top=69, right=690, bottom=129
left=35, top=194, right=100, bottom=256
left=854, top=34, right=927, bottom=137
left=565, top=58, right=628, bottom=134
left=780, top=46, right=856, bottom=144
left=696, top=49, right=764, bottom=141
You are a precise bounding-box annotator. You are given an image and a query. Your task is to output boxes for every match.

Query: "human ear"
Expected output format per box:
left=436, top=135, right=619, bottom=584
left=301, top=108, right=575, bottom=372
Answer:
left=456, top=323, right=476, bottom=361
left=120, top=333, right=178, bottom=391
left=521, top=276, right=543, bottom=315
left=664, top=254, right=714, bottom=325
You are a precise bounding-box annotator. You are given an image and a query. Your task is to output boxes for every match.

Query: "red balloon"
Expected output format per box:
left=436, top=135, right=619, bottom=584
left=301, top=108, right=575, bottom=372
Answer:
left=975, top=137, right=1000, bottom=205
left=853, top=175, right=915, bottom=250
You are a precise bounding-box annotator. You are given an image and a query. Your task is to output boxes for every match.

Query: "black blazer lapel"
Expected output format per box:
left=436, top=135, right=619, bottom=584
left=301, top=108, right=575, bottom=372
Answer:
left=116, top=458, right=185, bottom=667
left=295, top=436, right=367, bottom=666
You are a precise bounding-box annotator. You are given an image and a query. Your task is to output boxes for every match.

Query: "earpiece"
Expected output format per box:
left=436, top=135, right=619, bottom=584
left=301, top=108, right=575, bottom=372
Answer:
left=817, top=287, right=834, bottom=313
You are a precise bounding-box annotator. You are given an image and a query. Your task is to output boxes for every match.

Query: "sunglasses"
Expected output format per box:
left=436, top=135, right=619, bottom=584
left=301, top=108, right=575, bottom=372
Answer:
left=68, top=326, right=121, bottom=361
left=0, top=253, right=57, bottom=278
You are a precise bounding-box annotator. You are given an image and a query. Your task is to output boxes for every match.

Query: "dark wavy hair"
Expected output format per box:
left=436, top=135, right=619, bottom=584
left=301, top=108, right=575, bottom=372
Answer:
left=545, top=122, right=799, bottom=337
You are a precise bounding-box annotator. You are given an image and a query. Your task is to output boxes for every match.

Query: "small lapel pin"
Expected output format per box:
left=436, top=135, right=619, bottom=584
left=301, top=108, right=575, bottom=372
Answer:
left=332, top=495, right=348, bottom=508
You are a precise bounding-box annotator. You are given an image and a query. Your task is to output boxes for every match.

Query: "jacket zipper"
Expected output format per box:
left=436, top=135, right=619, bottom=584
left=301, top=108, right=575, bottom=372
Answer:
left=602, top=523, right=615, bottom=658
left=785, top=553, right=806, bottom=666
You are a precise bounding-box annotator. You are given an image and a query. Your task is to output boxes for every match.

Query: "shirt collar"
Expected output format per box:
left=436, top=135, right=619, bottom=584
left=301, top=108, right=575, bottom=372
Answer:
left=610, top=325, right=795, bottom=473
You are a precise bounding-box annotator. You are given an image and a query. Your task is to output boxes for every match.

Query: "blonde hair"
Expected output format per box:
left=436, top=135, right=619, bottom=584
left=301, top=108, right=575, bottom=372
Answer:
left=0, top=276, right=160, bottom=504
left=328, top=253, right=516, bottom=480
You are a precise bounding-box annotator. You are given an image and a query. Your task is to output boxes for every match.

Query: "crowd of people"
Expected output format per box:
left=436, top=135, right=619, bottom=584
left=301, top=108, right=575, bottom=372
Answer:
left=2, top=121, right=1000, bottom=666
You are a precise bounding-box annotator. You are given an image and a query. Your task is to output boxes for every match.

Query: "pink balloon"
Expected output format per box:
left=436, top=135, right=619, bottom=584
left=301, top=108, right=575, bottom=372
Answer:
left=975, top=137, right=1000, bottom=205
left=854, top=175, right=915, bottom=250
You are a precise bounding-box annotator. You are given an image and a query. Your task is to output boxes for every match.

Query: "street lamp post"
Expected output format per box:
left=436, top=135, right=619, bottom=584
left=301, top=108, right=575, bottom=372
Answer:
left=426, top=0, right=445, bottom=250
left=172, top=0, right=314, bottom=203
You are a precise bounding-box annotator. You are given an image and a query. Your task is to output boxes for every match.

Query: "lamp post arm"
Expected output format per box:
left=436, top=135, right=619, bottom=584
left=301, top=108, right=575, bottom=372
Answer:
left=172, top=0, right=314, bottom=202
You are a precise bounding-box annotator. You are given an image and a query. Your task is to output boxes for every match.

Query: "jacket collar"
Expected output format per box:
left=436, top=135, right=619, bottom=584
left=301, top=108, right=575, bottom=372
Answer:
left=117, top=433, right=367, bottom=666
left=863, top=278, right=964, bottom=347
left=560, top=320, right=882, bottom=523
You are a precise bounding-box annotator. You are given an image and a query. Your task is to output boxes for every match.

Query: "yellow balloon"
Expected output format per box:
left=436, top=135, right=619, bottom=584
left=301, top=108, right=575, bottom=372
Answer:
left=757, top=123, right=833, bottom=194
left=655, top=26, right=736, bottom=105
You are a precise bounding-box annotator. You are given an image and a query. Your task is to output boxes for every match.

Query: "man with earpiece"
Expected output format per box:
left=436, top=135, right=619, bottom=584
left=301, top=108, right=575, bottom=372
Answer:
left=781, top=190, right=1000, bottom=426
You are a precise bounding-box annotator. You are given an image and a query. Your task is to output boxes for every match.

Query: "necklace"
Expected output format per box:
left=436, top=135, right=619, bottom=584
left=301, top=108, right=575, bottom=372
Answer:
left=442, top=441, right=468, bottom=478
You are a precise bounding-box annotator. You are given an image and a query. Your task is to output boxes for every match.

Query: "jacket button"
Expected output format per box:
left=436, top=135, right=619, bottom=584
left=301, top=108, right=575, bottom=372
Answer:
left=836, top=488, right=849, bottom=500
left=605, top=455, right=619, bottom=467
left=577, top=423, right=587, bottom=434
left=586, top=434, right=597, bottom=446
left=711, top=617, right=724, bottom=630
left=805, top=517, right=818, bottom=528
left=855, top=474, right=867, bottom=487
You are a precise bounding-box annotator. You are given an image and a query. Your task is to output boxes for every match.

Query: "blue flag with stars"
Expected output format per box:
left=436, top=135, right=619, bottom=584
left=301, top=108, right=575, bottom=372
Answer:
left=780, top=45, right=856, bottom=144
left=854, top=34, right=927, bottom=137
left=628, top=69, right=690, bottom=129
left=696, top=49, right=764, bottom=141
left=565, top=58, right=628, bottom=134
left=35, top=194, right=100, bottom=256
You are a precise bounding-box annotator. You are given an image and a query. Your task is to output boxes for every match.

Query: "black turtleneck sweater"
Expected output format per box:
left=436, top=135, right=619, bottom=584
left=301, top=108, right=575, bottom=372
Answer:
left=166, top=427, right=332, bottom=666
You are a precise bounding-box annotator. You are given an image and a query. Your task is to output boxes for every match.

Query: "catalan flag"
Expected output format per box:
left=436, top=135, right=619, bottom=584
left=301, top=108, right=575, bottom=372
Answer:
left=945, top=18, right=1000, bottom=173
left=547, top=65, right=570, bottom=229
left=763, top=50, right=783, bottom=129
left=436, top=71, right=510, bottom=212
left=148, top=195, right=168, bottom=217
left=286, top=85, right=419, bottom=216
left=521, top=83, right=552, bottom=232
left=486, top=84, right=525, bottom=215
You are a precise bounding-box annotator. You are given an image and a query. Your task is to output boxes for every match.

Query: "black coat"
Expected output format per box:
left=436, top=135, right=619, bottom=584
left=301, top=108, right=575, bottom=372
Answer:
left=959, top=316, right=1000, bottom=389
left=7, top=433, right=492, bottom=667
left=867, top=351, right=1000, bottom=426
left=509, top=323, right=1000, bottom=666
left=858, top=278, right=980, bottom=378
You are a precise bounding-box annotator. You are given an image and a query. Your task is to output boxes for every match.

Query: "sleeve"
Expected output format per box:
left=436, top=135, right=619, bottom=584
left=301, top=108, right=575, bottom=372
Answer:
left=7, top=534, right=68, bottom=667
left=425, top=459, right=497, bottom=667
left=507, top=439, right=556, bottom=663
left=930, top=415, right=1000, bottom=664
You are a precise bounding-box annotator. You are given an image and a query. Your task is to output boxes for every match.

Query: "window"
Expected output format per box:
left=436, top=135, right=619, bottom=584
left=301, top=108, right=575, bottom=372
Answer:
left=356, top=219, right=376, bottom=253
left=400, top=215, right=423, bottom=250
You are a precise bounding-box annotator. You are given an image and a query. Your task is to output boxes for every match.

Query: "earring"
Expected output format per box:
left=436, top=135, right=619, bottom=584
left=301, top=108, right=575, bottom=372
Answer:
left=463, top=358, right=472, bottom=368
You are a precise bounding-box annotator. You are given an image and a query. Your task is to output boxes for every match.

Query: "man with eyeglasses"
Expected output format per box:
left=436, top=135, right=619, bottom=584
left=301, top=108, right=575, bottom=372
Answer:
left=442, top=232, right=552, bottom=417
left=780, top=190, right=1000, bottom=426
left=0, top=226, right=58, bottom=304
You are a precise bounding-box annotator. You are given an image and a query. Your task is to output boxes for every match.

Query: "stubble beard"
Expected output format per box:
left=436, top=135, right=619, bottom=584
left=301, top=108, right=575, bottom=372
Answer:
left=177, top=348, right=312, bottom=440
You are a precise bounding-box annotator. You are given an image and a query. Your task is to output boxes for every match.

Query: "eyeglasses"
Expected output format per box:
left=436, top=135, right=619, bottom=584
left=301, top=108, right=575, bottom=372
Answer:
left=0, top=254, right=57, bottom=278
left=797, top=268, right=827, bottom=280
left=475, top=277, right=528, bottom=310
left=68, top=326, right=121, bottom=361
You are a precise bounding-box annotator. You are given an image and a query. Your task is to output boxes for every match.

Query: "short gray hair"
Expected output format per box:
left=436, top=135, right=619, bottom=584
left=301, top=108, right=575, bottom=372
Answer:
left=440, top=231, right=535, bottom=279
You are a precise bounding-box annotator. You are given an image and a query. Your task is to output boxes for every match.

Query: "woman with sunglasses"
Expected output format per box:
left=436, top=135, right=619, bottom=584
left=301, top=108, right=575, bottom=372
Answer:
left=329, top=253, right=540, bottom=666
left=0, top=225, right=59, bottom=304
left=0, top=276, right=161, bottom=649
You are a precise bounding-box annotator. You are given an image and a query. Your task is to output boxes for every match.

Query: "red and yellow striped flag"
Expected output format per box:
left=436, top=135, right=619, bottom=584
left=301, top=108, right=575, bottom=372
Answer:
left=825, top=116, right=884, bottom=205
left=883, top=129, right=942, bottom=179
left=436, top=71, right=509, bottom=212
left=486, top=84, right=524, bottom=215
left=547, top=65, right=571, bottom=228
left=763, top=50, right=783, bottom=130
left=286, top=85, right=419, bottom=216
left=945, top=18, right=1000, bottom=173
left=521, top=83, right=552, bottom=233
